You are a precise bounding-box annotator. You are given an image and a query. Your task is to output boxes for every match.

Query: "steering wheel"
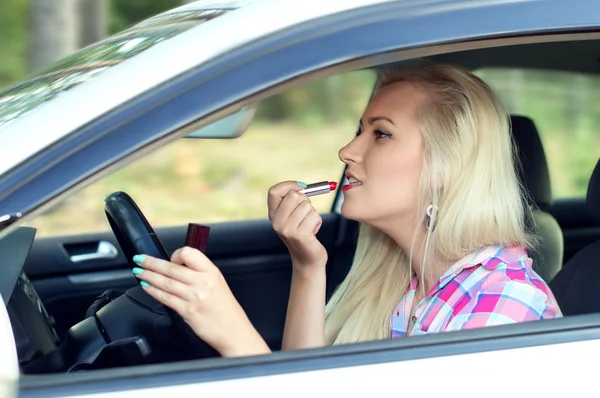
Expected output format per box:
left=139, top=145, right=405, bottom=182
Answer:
left=99, top=191, right=219, bottom=362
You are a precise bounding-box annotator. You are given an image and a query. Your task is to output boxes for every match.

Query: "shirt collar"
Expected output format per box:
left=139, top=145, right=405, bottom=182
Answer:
left=431, top=245, right=505, bottom=293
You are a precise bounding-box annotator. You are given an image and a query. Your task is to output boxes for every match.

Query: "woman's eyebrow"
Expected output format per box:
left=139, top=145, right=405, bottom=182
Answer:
left=365, top=116, right=396, bottom=126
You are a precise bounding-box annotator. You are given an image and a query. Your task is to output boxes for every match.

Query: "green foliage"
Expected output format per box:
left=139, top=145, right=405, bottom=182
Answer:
left=0, top=0, right=29, bottom=87
left=108, top=0, right=180, bottom=33
left=255, top=72, right=377, bottom=126
left=0, top=0, right=179, bottom=88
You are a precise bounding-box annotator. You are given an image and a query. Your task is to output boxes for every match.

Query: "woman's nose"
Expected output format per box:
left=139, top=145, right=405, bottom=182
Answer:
left=338, top=136, right=363, bottom=165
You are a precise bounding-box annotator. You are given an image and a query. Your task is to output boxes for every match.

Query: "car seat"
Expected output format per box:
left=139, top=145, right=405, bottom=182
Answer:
left=549, top=158, right=600, bottom=315
left=511, top=115, right=564, bottom=283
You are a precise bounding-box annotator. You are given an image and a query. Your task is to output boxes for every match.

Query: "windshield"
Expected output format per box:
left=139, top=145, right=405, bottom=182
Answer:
left=0, top=8, right=230, bottom=130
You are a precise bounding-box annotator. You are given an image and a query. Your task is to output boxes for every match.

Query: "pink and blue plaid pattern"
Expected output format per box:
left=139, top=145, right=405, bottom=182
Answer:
left=391, top=245, right=562, bottom=337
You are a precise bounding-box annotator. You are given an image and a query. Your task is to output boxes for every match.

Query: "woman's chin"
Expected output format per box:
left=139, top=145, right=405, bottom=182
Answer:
left=341, top=202, right=387, bottom=229
left=340, top=202, right=363, bottom=222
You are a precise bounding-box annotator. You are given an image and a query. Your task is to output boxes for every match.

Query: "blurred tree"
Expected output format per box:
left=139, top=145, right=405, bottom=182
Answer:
left=28, top=0, right=78, bottom=72
left=79, top=0, right=108, bottom=47
left=109, top=0, right=179, bottom=33
left=0, top=0, right=28, bottom=87
left=255, top=72, right=376, bottom=125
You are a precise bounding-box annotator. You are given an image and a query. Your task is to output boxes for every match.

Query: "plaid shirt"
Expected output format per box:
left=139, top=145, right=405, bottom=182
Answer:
left=391, top=245, right=562, bottom=337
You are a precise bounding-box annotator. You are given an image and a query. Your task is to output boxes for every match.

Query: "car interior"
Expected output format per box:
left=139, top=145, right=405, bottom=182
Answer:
left=3, top=37, right=600, bottom=375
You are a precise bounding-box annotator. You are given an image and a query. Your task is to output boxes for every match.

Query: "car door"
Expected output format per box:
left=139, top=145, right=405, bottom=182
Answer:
left=19, top=314, right=600, bottom=397
left=10, top=0, right=600, bottom=396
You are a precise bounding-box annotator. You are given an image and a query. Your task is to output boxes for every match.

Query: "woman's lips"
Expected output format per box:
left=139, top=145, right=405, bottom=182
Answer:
left=342, top=176, right=362, bottom=191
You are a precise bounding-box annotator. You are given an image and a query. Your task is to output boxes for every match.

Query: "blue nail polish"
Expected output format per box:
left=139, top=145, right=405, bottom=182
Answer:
left=132, top=267, right=144, bottom=275
left=296, top=181, right=307, bottom=188
left=140, top=281, right=150, bottom=288
left=133, top=254, right=145, bottom=264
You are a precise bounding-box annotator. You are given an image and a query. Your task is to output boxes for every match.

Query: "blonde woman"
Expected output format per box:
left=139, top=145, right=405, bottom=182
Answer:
left=131, top=64, right=562, bottom=356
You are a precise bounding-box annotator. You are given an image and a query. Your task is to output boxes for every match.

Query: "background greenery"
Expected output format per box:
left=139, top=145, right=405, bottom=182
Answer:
left=0, top=0, right=598, bottom=236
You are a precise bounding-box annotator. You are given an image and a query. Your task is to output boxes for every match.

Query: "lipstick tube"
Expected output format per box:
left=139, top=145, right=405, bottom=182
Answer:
left=300, top=181, right=337, bottom=197
left=185, top=223, right=210, bottom=253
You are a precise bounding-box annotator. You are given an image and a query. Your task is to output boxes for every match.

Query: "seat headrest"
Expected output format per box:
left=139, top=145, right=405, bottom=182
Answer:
left=587, top=158, right=600, bottom=224
left=510, top=115, right=553, bottom=207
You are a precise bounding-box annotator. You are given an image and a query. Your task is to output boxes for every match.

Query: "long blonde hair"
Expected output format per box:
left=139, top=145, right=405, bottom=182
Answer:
left=325, top=63, right=534, bottom=345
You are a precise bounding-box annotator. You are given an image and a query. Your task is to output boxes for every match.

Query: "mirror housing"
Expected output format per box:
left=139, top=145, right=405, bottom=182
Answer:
left=0, top=294, right=18, bottom=398
left=184, top=105, right=256, bottom=139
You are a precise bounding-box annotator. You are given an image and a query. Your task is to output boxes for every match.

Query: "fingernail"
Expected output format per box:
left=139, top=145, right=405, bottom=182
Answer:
left=133, top=255, right=145, bottom=264
left=140, top=281, right=150, bottom=288
left=132, top=267, right=144, bottom=276
left=296, top=181, right=307, bottom=188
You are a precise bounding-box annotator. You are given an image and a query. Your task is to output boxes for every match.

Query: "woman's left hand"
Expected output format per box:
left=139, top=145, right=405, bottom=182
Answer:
left=131, top=247, right=270, bottom=357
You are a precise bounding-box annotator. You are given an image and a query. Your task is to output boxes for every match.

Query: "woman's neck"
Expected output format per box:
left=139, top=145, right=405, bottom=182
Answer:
left=382, top=218, right=446, bottom=296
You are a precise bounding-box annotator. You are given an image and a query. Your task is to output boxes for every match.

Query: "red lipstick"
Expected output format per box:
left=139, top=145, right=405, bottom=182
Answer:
left=300, top=181, right=338, bottom=197
left=342, top=184, right=355, bottom=191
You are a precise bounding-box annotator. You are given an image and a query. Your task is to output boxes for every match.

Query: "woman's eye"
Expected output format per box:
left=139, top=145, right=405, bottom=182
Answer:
left=374, top=129, right=392, bottom=139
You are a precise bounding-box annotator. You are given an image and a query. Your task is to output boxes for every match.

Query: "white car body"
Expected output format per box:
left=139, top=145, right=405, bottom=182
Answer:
left=0, top=0, right=599, bottom=396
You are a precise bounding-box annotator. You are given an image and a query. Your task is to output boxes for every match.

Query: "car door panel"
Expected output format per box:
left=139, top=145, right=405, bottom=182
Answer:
left=19, top=314, right=600, bottom=398
left=24, top=213, right=344, bottom=346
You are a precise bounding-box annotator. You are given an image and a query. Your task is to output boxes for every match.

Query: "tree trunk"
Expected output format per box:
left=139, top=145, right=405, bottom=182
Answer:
left=28, top=0, right=78, bottom=73
left=78, top=0, right=108, bottom=48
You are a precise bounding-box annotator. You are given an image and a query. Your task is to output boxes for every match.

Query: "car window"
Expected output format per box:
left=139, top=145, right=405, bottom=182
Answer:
left=0, top=7, right=230, bottom=130
left=26, top=70, right=376, bottom=237
left=476, top=68, right=600, bottom=199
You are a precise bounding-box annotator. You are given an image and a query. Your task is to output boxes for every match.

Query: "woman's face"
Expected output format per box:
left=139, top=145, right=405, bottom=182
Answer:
left=338, top=81, right=428, bottom=230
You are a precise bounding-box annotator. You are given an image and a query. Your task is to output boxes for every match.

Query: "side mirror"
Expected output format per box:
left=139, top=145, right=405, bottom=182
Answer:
left=0, top=293, right=18, bottom=398
left=184, top=105, right=256, bottom=139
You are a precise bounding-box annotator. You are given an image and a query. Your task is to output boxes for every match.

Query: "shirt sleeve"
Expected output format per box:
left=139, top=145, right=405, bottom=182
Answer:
left=444, top=280, right=561, bottom=331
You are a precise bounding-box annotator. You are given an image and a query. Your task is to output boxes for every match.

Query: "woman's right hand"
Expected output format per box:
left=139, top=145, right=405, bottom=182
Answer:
left=267, top=181, right=327, bottom=273
left=270, top=182, right=328, bottom=350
